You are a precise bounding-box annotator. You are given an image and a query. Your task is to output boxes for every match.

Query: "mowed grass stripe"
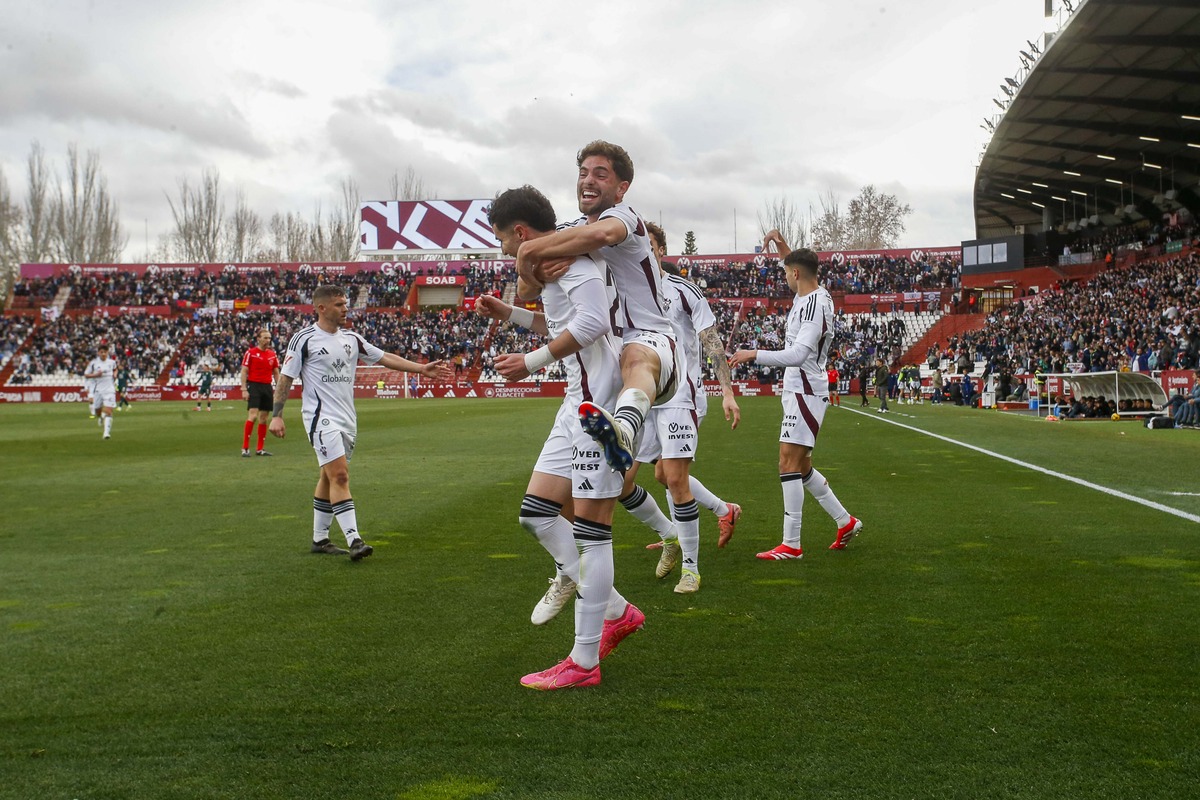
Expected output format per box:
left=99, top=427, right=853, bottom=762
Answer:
left=1, top=398, right=1197, bottom=799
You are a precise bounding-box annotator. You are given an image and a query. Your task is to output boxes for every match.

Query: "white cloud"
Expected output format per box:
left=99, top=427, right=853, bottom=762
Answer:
left=0, top=0, right=1046, bottom=259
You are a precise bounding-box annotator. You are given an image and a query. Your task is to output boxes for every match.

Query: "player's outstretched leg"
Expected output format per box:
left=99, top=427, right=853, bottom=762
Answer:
left=799, top=468, right=859, bottom=550
left=599, top=596, right=645, bottom=660
left=579, top=401, right=635, bottom=472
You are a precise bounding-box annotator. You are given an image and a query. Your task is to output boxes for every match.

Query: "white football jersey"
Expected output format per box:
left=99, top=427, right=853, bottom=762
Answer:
left=85, top=356, right=117, bottom=394
left=661, top=273, right=716, bottom=411
left=563, top=203, right=673, bottom=337
left=542, top=254, right=622, bottom=408
left=757, top=287, right=835, bottom=396
left=281, top=324, right=384, bottom=439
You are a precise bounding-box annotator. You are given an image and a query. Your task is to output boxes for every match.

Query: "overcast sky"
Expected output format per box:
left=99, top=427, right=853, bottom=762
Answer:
left=0, top=0, right=1053, bottom=259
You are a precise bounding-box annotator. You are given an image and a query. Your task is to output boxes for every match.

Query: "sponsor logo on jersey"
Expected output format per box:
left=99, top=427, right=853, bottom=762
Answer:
left=320, top=359, right=352, bottom=383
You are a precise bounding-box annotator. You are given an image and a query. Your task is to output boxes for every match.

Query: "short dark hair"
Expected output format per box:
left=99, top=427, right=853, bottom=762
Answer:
left=645, top=221, right=666, bottom=253
left=312, top=285, right=346, bottom=306
left=577, top=140, right=635, bottom=183
left=487, top=185, right=556, bottom=233
left=784, top=248, right=819, bottom=273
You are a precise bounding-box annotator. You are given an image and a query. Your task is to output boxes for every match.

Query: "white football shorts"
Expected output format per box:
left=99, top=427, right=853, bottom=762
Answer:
left=779, top=391, right=828, bottom=449
left=311, top=427, right=357, bottom=466
left=635, top=405, right=699, bottom=463
left=533, top=402, right=624, bottom=499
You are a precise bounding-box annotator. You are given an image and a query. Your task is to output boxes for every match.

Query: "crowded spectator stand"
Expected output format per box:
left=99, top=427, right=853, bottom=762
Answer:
left=4, top=233, right=1195, bottom=416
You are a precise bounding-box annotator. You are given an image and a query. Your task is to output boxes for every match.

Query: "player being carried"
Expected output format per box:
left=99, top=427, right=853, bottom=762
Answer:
left=479, top=185, right=644, bottom=690
left=269, top=286, right=452, bottom=561
left=618, top=222, right=742, bottom=595
left=730, top=230, right=862, bottom=559
left=515, top=140, right=680, bottom=474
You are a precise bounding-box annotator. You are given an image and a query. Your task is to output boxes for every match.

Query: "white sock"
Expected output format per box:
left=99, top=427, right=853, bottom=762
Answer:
left=803, top=468, right=851, bottom=528
left=688, top=475, right=729, bottom=518
left=569, top=518, right=613, bottom=670
left=519, top=495, right=580, bottom=582
left=605, top=588, right=628, bottom=621
left=331, top=498, right=360, bottom=546
left=620, top=485, right=674, bottom=540
left=613, top=388, right=651, bottom=440
left=312, top=497, right=334, bottom=543
left=672, top=498, right=701, bottom=575
left=102, top=414, right=112, bottom=436
left=781, top=472, right=805, bottom=548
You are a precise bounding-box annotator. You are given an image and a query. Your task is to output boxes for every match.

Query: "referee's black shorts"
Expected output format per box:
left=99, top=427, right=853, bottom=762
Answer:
left=247, top=382, right=273, bottom=412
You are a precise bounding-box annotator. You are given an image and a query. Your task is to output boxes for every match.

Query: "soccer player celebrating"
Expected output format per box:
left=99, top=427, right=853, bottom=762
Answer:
left=730, top=231, right=862, bottom=559
left=514, top=140, right=680, bottom=474
left=620, top=222, right=742, bottom=594
left=241, top=331, right=279, bottom=457
left=83, top=343, right=117, bottom=440
left=269, top=287, right=451, bottom=560
left=480, top=184, right=644, bottom=690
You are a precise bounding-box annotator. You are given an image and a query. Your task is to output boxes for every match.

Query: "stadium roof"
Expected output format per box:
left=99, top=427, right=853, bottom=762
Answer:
left=974, top=0, right=1200, bottom=238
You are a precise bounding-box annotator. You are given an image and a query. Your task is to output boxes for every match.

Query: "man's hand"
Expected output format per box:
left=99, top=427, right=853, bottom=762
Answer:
left=722, top=394, right=741, bottom=430
left=495, top=353, right=531, bottom=382
left=729, top=349, right=757, bottom=367
left=422, top=360, right=454, bottom=382
left=475, top=295, right=510, bottom=321
left=241, top=387, right=249, bottom=400
left=269, top=417, right=286, bottom=439
left=763, top=229, right=786, bottom=253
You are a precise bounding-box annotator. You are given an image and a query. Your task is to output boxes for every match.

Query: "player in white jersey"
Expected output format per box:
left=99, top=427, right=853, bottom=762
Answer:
left=514, top=140, right=680, bottom=473
left=480, top=185, right=643, bottom=691
left=617, top=222, right=743, bottom=594
left=269, top=285, right=451, bottom=561
left=83, top=344, right=117, bottom=439
left=730, top=232, right=862, bottom=559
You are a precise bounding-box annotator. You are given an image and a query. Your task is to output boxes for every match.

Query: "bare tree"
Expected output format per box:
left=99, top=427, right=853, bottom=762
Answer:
left=389, top=166, right=434, bottom=201
left=49, top=144, right=125, bottom=263
left=165, top=169, right=224, bottom=262
left=845, top=184, right=912, bottom=249
left=0, top=169, right=21, bottom=298
left=226, top=189, right=263, bottom=262
left=809, top=189, right=849, bottom=251
left=309, top=177, right=360, bottom=260
left=758, top=196, right=811, bottom=250
left=266, top=212, right=314, bottom=262
left=22, top=143, right=55, bottom=263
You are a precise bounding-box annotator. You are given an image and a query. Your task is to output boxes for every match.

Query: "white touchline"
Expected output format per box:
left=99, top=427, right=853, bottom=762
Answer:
left=838, top=406, right=1200, bottom=525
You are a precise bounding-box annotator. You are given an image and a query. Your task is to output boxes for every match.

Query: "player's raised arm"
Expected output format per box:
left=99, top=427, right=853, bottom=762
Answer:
left=763, top=228, right=791, bottom=259
left=377, top=352, right=453, bottom=383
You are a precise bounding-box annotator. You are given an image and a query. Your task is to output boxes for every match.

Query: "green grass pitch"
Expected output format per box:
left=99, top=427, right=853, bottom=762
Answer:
left=1, top=397, right=1198, bottom=799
